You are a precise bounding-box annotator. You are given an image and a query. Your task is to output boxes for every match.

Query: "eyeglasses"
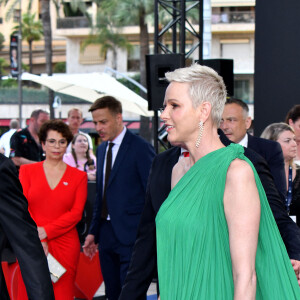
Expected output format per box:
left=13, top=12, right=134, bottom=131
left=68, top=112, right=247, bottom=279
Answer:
left=46, top=139, right=68, bottom=148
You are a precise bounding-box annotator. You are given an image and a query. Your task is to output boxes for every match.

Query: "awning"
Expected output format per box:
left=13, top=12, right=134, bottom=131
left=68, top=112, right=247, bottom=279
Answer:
left=22, top=72, right=153, bottom=117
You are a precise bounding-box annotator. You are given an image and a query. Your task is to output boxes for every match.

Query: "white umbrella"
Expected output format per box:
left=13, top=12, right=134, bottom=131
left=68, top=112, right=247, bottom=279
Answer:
left=22, top=72, right=153, bottom=117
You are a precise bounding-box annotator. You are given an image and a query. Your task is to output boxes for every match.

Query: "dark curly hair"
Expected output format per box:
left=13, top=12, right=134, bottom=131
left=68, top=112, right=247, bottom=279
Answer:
left=38, top=119, right=73, bottom=145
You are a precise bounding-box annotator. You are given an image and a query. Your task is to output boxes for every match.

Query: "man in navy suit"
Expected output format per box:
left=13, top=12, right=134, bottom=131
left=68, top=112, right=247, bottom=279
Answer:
left=220, top=98, right=286, bottom=199
left=83, top=96, right=155, bottom=300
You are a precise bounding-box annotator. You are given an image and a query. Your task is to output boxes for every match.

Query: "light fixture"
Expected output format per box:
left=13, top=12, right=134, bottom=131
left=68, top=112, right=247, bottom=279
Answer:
left=53, top=95, right=62, bottom=108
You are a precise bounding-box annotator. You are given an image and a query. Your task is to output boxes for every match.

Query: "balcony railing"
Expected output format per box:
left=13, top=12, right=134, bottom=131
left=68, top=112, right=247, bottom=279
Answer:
left=212, top=11, right=255, bottom=24
left=57, top=17, right=90, bottom=29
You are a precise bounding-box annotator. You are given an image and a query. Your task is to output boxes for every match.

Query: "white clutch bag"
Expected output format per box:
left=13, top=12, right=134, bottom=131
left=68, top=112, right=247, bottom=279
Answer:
left=47, top=253, right=67, bottom=283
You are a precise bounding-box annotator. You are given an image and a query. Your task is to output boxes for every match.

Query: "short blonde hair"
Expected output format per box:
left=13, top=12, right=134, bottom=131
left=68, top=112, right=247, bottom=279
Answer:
left=165, top=64, right=227, bottom=126
left=261, top=122, right=295, bottom=141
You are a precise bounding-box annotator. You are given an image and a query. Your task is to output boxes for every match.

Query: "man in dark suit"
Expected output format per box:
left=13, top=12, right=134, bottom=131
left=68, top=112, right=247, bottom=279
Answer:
left=220, top=97, right=286, bottom=199
left=119, top=129, right=300, bottom=300
left=83, top=96, right=155, bottom=300
left=0, top=154, right=54, bottom=300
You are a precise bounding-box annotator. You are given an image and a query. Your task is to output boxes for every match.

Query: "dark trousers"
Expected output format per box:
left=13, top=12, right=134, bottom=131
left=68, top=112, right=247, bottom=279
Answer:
left=98, top=220, right=133, bottom=300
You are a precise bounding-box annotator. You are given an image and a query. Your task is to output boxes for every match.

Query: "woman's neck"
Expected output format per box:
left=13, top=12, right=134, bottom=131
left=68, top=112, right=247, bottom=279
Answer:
left=74, top=151, right=87, bottom=161
left=186, top=127, right=224, bottom=165
left=284, top=159, right=293, bottom=171
left=43, top=158, right=66, bottom=169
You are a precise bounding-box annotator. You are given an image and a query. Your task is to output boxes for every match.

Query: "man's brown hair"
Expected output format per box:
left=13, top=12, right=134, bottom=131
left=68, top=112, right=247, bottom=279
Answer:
left=89, top=96, right=122, bottom=115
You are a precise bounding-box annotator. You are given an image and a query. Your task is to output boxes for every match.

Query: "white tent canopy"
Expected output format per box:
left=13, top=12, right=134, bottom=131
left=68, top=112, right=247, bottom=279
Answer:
left=22, top=72, right=153, bottom=117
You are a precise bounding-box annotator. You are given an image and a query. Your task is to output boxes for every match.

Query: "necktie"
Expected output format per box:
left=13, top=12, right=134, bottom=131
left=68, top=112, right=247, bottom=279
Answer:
left=101, top=142, right=114, bottom=219
left=183, top=151, right=189, bottom=157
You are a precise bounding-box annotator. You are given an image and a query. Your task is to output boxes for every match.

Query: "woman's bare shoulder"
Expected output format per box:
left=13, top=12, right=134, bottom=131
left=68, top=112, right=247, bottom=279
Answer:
left=226, top=158, right=255, bottom=183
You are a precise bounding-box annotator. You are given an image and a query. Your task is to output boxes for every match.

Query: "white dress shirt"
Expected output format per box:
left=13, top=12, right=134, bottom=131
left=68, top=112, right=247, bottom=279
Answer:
left=238, top=134, right=248, bottom=148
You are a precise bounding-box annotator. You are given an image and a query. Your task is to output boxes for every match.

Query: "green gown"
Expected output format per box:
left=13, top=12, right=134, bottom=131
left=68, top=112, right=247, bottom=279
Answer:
left=156, top=144, right=300, bottom=299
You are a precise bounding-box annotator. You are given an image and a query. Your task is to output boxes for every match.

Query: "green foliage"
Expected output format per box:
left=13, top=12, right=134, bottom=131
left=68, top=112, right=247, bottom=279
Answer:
left=0, top=78, right=18, bottom=88
left=0, top=87, right=91, bottom=104
left=53, top=62, right=66, bottom=73
left=22, top=63, right=29, bottom=72
left=0, top=58, right=9, bottom=77
left=12, top=12, right=43, bottom=44
left=62, top=0, right=92, bottom=24
left=81, top=0, right=132, bottom=63
left=113, top=0, right=154, bottom=26
left=0, top=33, right=5, bottom=52
left=117, top=74, right=141, bottom=94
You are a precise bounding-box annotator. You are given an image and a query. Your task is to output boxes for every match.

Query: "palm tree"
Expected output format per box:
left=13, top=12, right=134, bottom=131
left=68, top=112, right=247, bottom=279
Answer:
left=0, top=33, right=4, bottom=52
left=40, top=0, right=55, bottom=118
left=13, top=12, right=43, bottom=73
left=81, top=1, right=131, bottom=71
left=0, top=58, right=9, bottom=81
left=114, top=0, right=154, bottom=141
left=1, top=0, right=90, bottom=118
left=1, top=0, right=55, bottom=117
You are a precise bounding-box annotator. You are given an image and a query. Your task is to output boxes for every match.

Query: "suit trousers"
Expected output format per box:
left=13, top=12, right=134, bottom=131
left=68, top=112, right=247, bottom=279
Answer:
left=99, top=220, right=134, bottom=300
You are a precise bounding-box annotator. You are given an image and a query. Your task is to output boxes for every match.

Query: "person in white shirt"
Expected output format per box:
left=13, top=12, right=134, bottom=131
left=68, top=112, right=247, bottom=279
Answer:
left=0, top=119, right=19, bottom=157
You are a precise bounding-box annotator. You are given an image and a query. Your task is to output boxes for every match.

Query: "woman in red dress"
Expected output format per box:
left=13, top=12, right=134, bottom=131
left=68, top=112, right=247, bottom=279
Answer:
left=19, top=120, right=87, bottom=300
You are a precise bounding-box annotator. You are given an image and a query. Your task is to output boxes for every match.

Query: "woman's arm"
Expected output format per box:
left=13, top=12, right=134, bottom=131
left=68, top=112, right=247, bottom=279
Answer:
left=224, top=159, right=260, bottom=300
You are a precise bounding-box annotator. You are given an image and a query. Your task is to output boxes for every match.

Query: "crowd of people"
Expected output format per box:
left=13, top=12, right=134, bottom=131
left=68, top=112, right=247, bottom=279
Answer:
left=0, top=64, right=300, bottom=300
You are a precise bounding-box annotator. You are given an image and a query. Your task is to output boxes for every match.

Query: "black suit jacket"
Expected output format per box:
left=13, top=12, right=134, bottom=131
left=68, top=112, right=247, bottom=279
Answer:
left=119, top=131, right=300, bottom=300
left=0, top=154, right=54, bottom=300
left=247, top=133, right=286, bottom=200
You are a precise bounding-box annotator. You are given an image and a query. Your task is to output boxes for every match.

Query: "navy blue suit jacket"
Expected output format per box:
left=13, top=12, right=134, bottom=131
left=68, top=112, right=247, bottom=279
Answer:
left=89, top=129, right=155, bottom=246
left=247, top=133, right=286, bottom=200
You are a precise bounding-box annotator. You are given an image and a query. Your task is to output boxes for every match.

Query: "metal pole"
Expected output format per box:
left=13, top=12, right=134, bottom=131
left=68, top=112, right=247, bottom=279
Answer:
left=18, top=0, right=22, bottom=127
left=153, top=0, right=159, bottom=152
left=180, top=0, right=186, bottom=55
left=154, top=0, right=159, bottom=53
left=172, top=1, right=177, bottom=53
left=199, top=0, right=204, bottom=63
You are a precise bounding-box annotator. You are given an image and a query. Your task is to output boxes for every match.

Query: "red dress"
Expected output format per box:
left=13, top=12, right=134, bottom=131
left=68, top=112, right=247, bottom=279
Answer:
left=19, top=162, right=87, bottom=300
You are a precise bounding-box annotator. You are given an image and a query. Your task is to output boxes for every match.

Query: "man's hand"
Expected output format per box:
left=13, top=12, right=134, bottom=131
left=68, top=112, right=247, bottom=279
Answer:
left=83, top=234, right=98, bottom=259
left=291, top=259, right=300, bottom=286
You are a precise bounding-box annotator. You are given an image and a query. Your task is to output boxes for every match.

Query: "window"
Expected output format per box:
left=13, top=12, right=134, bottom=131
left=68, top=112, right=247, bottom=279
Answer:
left=234, top=79, right=250, bottom=103
left=79, top=43, right=105, bottom=65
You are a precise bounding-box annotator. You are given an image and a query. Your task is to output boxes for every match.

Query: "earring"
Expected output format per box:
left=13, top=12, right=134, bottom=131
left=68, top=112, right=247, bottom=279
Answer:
left=195, top=121, right=204, bottom=148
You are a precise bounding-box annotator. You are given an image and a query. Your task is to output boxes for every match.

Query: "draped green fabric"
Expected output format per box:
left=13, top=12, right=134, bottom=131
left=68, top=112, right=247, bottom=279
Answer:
left=156, top=144, right=300, bottom=299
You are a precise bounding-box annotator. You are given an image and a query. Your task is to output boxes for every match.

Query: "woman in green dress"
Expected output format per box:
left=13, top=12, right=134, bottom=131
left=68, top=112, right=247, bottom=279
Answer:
left=156, top=64, right=300, bottom=299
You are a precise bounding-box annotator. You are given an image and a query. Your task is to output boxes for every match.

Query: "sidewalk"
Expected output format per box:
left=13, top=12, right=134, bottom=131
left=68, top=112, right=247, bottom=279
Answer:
left=84, top=281, right=158, bottom=300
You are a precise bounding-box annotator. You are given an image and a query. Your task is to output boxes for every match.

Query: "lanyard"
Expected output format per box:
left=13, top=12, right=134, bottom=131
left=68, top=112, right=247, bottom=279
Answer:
left=285, top=166, right=293, bottom=213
